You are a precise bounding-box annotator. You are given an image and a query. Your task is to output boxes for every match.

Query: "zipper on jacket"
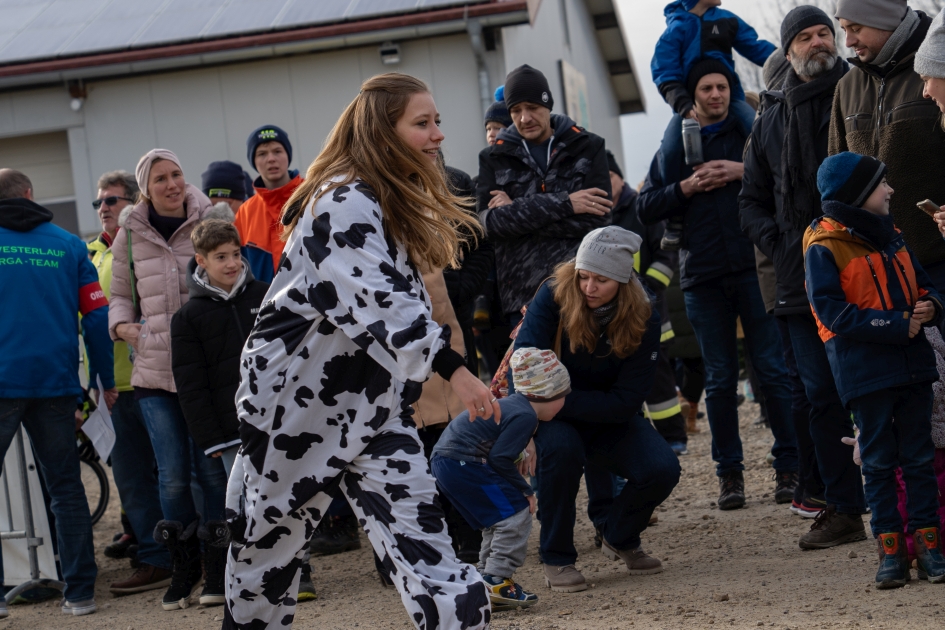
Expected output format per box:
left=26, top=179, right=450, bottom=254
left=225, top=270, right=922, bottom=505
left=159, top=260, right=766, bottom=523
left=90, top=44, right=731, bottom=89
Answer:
left=891, top=255, right=916, bottom=305
left=874, top=77, right=887, bottom=145
left=231, top=304, right=246, bottom=339
left=865, top=254, right=890, bottom=311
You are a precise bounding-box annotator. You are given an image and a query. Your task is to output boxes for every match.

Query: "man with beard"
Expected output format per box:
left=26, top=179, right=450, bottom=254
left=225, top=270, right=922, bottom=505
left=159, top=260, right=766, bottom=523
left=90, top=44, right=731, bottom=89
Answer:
left=830, top=0, right=945, bottom=289
left=741, top=6, right=868, bottom=550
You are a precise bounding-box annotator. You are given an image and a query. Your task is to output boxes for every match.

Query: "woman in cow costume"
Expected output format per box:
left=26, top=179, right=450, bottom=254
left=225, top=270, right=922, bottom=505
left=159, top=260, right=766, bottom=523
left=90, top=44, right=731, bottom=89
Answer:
left=221, top=73, right=498, bottom=630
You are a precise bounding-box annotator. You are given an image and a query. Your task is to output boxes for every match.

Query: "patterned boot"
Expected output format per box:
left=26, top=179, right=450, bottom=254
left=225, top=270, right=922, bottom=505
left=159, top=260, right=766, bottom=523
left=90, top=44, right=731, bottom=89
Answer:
left=875, top=532, right=909, bottom=589
left=914, top=527, right=945, bottom=584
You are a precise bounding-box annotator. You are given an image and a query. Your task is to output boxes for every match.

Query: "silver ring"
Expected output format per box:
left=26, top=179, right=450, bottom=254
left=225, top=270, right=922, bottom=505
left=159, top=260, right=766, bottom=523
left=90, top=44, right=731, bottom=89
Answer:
left=478, top=406, right=485, bottom=414
left=490, top=397, right=497, bottom=403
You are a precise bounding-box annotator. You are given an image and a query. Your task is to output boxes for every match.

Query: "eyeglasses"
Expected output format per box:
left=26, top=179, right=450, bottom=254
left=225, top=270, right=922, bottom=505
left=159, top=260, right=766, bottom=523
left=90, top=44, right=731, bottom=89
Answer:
left=92, top=196, right=134, bottom=210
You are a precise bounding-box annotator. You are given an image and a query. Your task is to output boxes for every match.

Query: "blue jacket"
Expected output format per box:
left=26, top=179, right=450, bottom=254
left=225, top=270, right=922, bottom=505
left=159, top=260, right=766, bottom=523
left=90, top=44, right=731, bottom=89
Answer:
left=637, top=116, right=756, bottom=289
left=511, top=281, right=661, bottom=423
left=0, top=198, right=114, bottom=398
left=804, top=201, right=942, bottom=406
left=432, top=394, right=537, bottom=497
left=652, top=1, right=775, bottom=102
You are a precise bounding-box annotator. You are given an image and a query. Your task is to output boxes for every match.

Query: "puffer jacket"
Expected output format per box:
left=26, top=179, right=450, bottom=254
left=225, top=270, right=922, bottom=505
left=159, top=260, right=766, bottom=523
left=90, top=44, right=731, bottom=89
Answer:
left=828, top=10, right=945, bottom=269
left=803, top=201, right=943, bottom=406
left=740, top=71, right=840, bottom=316
left=171, top=257, right=269, bottom=454
left=476, top=113, right=611, bottom=316
left=108, top=184, right=213, bottom=392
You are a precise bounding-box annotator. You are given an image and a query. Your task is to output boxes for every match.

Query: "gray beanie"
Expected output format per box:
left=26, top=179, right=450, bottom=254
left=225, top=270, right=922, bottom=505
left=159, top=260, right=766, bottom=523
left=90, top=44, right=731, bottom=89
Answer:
left=835, top=0, right=908, bottom=32
left=781, top=6, right=835, bottom=52
left=915, top=7, right=945, bottom=79
left=574, top=226, right=642, bottom=284
left=763, top=48, right=791, bottom=91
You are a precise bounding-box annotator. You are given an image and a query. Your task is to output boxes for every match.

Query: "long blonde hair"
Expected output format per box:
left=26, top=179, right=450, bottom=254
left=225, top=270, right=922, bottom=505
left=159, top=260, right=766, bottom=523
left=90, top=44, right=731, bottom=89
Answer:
left=552, top=261, right=652, bottom=359
left=282, top=73, right=478, bottom=269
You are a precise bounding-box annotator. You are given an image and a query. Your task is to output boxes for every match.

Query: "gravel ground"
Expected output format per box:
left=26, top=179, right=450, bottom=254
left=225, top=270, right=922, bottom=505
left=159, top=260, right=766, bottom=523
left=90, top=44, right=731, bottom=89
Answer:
left=4, top=399, right=944, bottom=629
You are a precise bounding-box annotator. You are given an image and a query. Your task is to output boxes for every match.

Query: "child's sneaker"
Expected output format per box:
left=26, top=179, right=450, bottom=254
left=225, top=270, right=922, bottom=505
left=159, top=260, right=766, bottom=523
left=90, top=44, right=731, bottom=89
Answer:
left=660, top=223, right=682, bottom=252
left=482, top=574, right=537, bottom=611
left=875, top=532, right=910, bottom=589
left=913, top=527, right=945, bottom=583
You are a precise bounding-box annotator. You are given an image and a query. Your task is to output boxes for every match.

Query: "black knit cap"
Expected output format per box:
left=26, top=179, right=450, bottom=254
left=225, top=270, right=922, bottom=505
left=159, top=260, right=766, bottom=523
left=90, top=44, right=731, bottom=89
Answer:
left=780, top=6, right=835, bottom=52
left=606, top=150, right=623, bottom=179
left=686, top=58, right=734, bottom=97
left=484, top=100, right=512, bottom=128
left=202, top=160, right=248, bottom=201
left=503, top=64, right=554, bottom=111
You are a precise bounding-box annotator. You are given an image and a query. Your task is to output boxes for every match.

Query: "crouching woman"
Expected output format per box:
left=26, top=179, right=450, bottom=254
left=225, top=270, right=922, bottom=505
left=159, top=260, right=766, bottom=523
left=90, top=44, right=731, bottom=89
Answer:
left=512, top=226, right=681, bottom=592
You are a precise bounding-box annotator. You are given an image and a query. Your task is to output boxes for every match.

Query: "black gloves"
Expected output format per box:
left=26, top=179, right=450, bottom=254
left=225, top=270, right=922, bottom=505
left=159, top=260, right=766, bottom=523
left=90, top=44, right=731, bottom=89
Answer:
left=659, top=81, right=694, bottom=118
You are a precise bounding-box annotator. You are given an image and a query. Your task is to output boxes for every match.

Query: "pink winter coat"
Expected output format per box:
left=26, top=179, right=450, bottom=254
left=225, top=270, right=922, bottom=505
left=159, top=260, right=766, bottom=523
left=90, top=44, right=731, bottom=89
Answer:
left=108, top=184, right=213, bottom=392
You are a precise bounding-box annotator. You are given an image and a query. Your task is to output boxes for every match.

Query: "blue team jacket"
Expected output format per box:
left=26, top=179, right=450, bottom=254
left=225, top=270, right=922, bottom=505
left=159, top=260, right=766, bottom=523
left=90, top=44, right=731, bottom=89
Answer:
left=0, top=198, right=114, bottom=398
left=651, top=1, right=775, bottom=100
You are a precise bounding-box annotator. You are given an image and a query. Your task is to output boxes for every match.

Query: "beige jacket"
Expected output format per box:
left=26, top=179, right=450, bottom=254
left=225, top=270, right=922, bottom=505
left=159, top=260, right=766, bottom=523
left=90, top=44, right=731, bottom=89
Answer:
left=412, top=269, right=467, bottom=428
left=108, top=184, right=213, bottom=392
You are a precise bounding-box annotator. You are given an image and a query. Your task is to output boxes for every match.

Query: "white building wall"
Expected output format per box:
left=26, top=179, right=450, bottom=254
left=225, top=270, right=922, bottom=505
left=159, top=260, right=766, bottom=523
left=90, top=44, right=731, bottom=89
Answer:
left=500, top=0, right=624, bottom=159
left=0, top=33, right=488, bottom=237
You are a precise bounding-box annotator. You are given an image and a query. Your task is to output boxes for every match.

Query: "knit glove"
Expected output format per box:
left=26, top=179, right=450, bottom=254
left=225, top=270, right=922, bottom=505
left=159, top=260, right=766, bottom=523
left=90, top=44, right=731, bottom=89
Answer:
left=659, top=81, right=694, bottom=118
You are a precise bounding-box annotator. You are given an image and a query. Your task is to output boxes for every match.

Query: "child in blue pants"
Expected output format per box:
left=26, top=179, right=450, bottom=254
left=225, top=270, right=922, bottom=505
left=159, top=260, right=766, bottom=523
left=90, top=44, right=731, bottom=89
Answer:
left=432, top=348, right=570, bottom=610
left=805, top=152, right=945, bottom=589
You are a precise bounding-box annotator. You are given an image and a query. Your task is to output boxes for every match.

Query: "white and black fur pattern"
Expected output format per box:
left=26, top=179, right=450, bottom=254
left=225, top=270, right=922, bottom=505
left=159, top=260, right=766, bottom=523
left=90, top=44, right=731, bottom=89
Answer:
left=222, top=179, right=490, bottom=630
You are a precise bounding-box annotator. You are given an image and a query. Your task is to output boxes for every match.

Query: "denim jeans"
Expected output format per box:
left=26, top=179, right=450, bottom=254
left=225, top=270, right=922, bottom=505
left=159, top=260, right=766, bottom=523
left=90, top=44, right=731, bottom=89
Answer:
left=776, top=318, right=824, bottom=501
left=533, top=414, right=680, bottom=566
left=0, top=397, right=97, bottom=601
left=137, top=395, right=228, bottom=526
left=849, top=383, right=939, bottom=537
left=683, top=271, right=798, bottom=476
left=109, top=392, right=170, bottom=570
left=783, top=313, right=866, bottom=514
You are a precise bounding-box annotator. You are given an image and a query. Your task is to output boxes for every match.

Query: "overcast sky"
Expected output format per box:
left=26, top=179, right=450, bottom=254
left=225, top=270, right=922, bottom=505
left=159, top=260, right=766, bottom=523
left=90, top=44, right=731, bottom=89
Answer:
left=615, top=0, right=764, bottom=183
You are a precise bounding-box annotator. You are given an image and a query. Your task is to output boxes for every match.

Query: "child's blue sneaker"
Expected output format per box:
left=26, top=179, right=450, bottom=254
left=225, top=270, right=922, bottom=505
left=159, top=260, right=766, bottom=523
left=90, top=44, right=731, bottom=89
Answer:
left=482, top=574, right=537, bottom=611
left=668, top=441, right=688, bottom=456
left=914, top=527, right=945, bottom=584
left=875, top=532, right=909, bottom=589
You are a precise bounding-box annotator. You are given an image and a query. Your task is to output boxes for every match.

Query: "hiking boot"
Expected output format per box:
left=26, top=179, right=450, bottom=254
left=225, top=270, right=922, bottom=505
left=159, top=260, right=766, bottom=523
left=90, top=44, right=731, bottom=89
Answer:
left=60, top=598, right=96, bottom=616
left=482, top=574, right=538, bottom=611
left=104, top=532, right=137, bottom=560
left=717, top=471, right=745, bottom=511
left=914, top=527, right=945, bottom=583
left=774, top=470, right=798, bottom=505
left=109, top=564, right=172, bottom=595
left=679, top=397, right=691, bottom=423
left=685, top=400, right=700, bottom=434
left=298, top=560, right=317, bottom=602
left=542, top=564, right=587, bottom=593
left=309, top=515, right=362, bottom=556
left=798, top=506, right=866, bottom=550
left=601, top=538, right=663, bottom=575
left=154, top=520, right=202, bottom=611
left=875, top=532, right=910, bottom=589
left=790, top=495, right=827, bottom=519
left=197, top=520, right=229, bottom=606
left=649, top=514, right=659, bottom=526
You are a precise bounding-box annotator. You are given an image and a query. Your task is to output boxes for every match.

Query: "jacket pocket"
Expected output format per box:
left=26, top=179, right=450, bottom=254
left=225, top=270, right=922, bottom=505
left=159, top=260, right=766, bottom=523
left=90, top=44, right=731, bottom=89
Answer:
left=844, top=113, right=873, bottom=133
left=885, top=100, right=940, bottom=125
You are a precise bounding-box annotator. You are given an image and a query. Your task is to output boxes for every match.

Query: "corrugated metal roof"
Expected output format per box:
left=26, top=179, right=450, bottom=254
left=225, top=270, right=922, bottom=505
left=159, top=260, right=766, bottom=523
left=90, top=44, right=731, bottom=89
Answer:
left=0, top=0, right=488, bottom=64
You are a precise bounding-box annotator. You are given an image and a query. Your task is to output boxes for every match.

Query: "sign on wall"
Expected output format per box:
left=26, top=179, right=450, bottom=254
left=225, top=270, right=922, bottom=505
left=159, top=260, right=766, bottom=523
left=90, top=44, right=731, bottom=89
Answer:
left=559, top=59, right=591, bottom=130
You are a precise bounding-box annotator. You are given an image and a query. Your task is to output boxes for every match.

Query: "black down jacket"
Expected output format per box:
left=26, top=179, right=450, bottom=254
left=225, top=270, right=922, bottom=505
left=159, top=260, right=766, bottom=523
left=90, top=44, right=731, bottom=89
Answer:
left=739, top=81, right=838, bottom=316
left=171, top=258, right=269, bottom=454
left=477, top=113, right=611, bottom=316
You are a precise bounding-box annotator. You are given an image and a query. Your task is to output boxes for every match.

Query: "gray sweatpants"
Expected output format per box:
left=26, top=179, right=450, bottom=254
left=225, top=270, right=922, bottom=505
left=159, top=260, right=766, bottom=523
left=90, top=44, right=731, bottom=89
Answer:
left=478, top=506, right=532, bottom=578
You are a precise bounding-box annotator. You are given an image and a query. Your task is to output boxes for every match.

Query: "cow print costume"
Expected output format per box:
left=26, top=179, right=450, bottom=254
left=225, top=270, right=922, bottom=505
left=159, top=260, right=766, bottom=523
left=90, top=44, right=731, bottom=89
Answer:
left=222, top=179, right=490, bottom=630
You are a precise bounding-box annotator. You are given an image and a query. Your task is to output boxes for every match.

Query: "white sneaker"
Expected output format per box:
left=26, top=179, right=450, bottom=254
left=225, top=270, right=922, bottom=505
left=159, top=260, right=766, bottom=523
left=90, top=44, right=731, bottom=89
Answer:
left=61, top=598, right=96, bottom=616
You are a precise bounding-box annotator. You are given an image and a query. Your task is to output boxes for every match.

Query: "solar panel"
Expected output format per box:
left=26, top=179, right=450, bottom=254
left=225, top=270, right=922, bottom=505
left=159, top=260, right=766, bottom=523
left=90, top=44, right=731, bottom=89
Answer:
left=0, top=0, right=493, bottom=65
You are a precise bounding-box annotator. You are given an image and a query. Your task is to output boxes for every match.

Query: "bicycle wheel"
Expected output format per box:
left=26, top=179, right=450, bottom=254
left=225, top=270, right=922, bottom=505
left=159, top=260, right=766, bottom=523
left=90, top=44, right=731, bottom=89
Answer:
left=80, top=458, right=109, bottom=526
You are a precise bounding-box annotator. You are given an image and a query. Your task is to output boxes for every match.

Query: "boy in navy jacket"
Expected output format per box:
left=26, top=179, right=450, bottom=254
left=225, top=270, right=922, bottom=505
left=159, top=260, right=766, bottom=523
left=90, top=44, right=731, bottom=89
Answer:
left=432, top=348, right=570, bottom=610
left=804, top=152, right=945, bottom=588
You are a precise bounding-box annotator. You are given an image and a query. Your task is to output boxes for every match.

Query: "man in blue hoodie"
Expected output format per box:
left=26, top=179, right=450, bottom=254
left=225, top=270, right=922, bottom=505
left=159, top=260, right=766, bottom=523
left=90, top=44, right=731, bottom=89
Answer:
left=0, top=169, right=115, bottom=618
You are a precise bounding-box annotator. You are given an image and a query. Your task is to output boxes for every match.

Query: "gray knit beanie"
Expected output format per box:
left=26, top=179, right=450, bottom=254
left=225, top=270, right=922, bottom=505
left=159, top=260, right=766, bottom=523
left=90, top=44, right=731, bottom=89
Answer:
left=781, top=6, right=835, bottom=52
left=574, top=226, right=642, bottom=284
left=835, top=0, right=908, bottom=32
left=916, top=7, right=945, bottom=79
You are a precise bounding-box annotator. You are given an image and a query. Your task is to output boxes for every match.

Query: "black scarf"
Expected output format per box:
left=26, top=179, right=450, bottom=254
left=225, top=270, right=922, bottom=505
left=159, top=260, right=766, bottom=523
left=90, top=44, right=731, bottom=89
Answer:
left=593, top=301, right=617, bottom=328
left=781, top=60, right=846, bottom=231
